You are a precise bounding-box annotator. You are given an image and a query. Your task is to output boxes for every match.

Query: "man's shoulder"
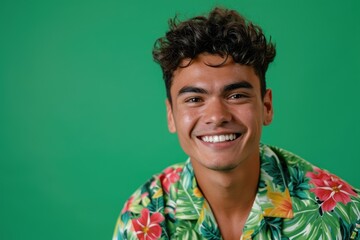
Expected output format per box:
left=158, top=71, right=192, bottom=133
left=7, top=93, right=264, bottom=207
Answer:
left=264, top=145, right=358, bottom=186
left=122, top=161, right=187, bottom=211
left=263, top=144, right=359, bottom=194
left=262, top=144, right=314, bottom=171
left=262, top=144, right=360, bottom=239
left=113, top=161, right=189, bottom=240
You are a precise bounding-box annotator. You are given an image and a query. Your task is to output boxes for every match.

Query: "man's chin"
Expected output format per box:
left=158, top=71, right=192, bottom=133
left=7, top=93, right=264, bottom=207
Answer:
left=192, top=158, right=241, bottom=172
left=207, top=163, right=240, bottom=172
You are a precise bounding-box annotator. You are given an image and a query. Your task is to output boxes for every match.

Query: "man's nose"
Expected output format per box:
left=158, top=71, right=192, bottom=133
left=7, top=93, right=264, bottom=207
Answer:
left=203, top=99, right=232, bottom=126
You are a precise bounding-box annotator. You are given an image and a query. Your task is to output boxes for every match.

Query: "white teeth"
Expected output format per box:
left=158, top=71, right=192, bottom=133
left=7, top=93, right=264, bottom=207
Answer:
left=201, top=134, right=237, bottom=143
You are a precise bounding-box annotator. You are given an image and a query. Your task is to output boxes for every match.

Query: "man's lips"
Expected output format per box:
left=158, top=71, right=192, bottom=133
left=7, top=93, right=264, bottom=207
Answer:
left=198, top=133, right=241, bottom=143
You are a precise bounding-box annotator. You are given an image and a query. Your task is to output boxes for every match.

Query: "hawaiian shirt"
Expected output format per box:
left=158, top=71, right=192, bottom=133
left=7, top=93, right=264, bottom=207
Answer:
left=113, top=145, right=360, bottom=239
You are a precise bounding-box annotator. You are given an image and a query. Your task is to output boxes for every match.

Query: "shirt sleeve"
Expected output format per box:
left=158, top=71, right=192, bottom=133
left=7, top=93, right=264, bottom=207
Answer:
left=112, top=175, right=165, bottom=240
left=112, top=206, right=138, bottom=240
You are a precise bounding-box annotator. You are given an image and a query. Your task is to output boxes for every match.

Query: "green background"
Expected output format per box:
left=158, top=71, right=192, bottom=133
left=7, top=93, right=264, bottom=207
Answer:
left=1, top=0, right=359, bottom=239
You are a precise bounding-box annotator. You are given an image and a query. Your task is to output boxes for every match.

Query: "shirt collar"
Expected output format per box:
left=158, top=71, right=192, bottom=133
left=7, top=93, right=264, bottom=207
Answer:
left=174, top=159, right=204, bottom=221
left=175, top=145, right=294, bottom=222
left=257, top=144, right=294, bottom=219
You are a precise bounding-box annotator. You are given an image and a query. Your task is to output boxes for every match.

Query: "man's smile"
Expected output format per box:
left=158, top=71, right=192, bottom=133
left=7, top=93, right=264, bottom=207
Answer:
left=198, top=133, right=241, bottom=143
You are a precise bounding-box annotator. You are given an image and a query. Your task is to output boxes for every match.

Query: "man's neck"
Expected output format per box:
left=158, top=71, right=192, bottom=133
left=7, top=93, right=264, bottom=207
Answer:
left=191, top=156, right=260, bottom=239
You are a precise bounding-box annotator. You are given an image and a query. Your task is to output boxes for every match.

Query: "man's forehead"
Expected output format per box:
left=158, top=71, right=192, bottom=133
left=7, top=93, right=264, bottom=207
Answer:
left=173, top=54, right=256, bottom=80
left=172, top=57, right=258, bottom=94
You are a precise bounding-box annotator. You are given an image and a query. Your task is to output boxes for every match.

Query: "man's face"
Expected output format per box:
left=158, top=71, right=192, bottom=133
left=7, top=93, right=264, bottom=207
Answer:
left=166, top=54, right=273, bottom=172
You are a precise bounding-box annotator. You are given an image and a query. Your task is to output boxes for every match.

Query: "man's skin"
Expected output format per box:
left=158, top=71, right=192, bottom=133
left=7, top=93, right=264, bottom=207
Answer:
left=165, top=53, right=273, bottom=239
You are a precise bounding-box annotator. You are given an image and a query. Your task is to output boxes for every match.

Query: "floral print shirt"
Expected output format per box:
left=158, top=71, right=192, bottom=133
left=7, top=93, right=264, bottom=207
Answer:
left=113, top=145, right=360, bottom=240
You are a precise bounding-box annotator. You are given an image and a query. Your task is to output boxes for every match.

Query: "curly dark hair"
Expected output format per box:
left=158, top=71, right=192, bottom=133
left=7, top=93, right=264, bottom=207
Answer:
left=152, top=7, right=276, bottom=102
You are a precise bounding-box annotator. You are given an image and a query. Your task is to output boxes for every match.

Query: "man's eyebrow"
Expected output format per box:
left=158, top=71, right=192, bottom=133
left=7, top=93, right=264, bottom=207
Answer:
left=223, top=81, right=253, bottom=92
left=178, top=86, right=208, bottom=96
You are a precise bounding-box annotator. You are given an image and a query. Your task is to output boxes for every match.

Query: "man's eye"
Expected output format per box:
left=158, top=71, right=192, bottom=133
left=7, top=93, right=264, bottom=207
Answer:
left=185, top=97, right=202, bottom=103
left=229, top=93, right=246, bottom=99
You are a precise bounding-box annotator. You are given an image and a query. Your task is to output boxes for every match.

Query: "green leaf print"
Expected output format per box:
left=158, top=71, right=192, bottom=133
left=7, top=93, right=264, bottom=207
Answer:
left=176, top=183, right=203, bottom=219
left=176, top=229, right=202, bottom=239
left=261, top=155, right=286, bottom=191
left=120, top=212, right=131, bottom=226
left=200, top=218, right=221, bottom=240
left=288, top=166, right=310, bottom=199
left=263, top=217, right=287, bottom=240
left=147, top=197, right=164, bottom=213
left=339, top=217, right=356, bottom=240
left=175, top=221, right=202, bottom=239
left=284, top=199, right=341, bottom=239
left=175, top=165, right=203, bottom=220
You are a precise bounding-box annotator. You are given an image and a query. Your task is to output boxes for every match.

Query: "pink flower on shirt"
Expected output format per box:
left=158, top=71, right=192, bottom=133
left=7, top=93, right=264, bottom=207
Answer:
left=132, top=208, right=164, bottom=240
left=306, top=168, right=357, bottom=212
left=160, top=167, right=182, bottom=193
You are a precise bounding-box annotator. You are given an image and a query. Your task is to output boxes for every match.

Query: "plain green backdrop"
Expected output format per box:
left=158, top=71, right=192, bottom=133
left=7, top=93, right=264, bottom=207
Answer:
left=0, top=0, right=359, bottom=239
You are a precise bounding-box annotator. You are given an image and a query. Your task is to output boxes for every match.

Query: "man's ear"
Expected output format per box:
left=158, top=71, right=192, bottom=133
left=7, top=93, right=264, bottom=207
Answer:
left=263, top=89, right=273, bottom=126
left=166, top=99, right=176, bottom=133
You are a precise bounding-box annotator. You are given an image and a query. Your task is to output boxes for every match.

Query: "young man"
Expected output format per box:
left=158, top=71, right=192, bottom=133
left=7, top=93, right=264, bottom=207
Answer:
left=113, top=7, right=360, bottom=240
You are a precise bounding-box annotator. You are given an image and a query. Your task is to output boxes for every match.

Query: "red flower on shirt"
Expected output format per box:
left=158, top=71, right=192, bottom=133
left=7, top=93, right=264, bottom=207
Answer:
left=160, top=167, right=182, bottom=193
left=306, top=168, right=357, bottom=212
left=132, top=208, right=164, bottom=240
